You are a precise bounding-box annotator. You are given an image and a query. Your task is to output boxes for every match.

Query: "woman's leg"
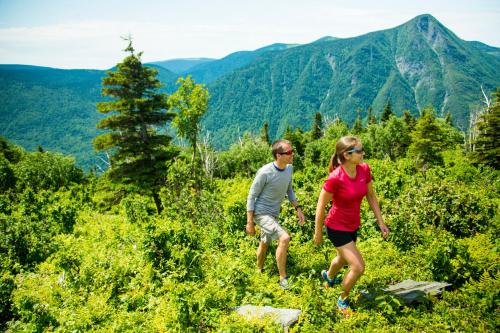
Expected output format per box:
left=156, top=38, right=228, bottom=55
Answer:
left=336, top=241, right=365, bottom=299
left=327, top=249, right=347, bottom=278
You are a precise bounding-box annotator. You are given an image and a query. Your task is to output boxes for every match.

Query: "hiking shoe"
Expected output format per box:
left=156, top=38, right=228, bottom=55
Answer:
left=321, top=270, right=342, bottom=288
left=279, top=276, right=291, bottom=290
left=337, top=296, right=353, bottom=317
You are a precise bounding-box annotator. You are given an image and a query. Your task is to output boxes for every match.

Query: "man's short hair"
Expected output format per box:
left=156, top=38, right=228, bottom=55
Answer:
left=271, top=139, right=291, bottom=159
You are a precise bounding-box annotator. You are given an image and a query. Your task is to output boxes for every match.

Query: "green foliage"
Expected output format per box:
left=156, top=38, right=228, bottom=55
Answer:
left=352, top=111, right=363, bottom=134
left=215, top=134, right=271, bottom=178
left=408, top=107, right=462, bottom=168
left=1, top=117, right=499, bottom=331
left=121, top=195, right=153, bottom=224
left=380, top=101, right=394, bottom=122
left=15, top=151, right=83, bottom=192
left=94, top=39, right=178, bottom=213
left=311, top=112, right=323, bottom=140
left=0, top=156, right=15, bottom=192
left=471, top=87, right=500, bottom=169
left=388, top=176, right=497, bottom=250
left=360, top=116, right=411, bottom=160
left=169, top=75, right=209, bottom=182
left=259, top=122, right=271, bottom=144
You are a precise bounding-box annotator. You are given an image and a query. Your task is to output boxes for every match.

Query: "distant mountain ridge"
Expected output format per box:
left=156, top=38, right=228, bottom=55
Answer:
left=148, top=58, right=215, bottom=74
left=0, top=14, right=499, bottom=166
left=202, top=14, right=500, bottom=146
left=175, top=43, right=298, bottom=84
left=0, top=64, right=176, bottom=168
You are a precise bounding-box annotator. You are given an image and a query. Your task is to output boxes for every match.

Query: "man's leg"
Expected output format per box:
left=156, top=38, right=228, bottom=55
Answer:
left=257, top=241, right=269, bottom=272
left=276, top=232, right=290, bottom=280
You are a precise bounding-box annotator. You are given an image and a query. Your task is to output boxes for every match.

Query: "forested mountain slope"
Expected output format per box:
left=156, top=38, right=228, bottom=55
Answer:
left=204, top=14, right=500, bottom=147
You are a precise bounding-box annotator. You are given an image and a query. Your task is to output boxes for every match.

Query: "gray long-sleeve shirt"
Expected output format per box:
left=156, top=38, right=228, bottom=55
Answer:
left=246, top=162, right=297, bottom=218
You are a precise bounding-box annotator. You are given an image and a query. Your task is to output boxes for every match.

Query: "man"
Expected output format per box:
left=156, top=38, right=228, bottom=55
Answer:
left=246, top=139, right=305, bottom=289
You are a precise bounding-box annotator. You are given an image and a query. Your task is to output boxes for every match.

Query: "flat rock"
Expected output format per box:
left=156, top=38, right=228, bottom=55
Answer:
left=233, top=305, right=301, bottom=328
left=362, top=279, right=452, bottom=304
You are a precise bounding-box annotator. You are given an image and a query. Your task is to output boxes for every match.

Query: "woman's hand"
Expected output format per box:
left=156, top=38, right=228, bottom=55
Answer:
left=313, top=230, right=322, bottom=245
left=379, top=223, right=389, bottom=239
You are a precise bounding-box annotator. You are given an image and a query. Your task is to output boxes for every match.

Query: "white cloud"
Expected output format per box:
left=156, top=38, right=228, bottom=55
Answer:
left=0, top=3, right=498, bottom=69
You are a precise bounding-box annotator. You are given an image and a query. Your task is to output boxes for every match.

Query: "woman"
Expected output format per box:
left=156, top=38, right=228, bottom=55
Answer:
left=314, top=136, right=389, bottom=316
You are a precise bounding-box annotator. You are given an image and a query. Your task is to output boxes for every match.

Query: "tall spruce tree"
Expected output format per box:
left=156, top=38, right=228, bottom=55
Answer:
left=381, top=101, right=394, bottom=122
left=472, top=87, right=500, bottom=169
left=311, top=112, right=323, bottom=140
left=93, top=39, right=177, bottom=214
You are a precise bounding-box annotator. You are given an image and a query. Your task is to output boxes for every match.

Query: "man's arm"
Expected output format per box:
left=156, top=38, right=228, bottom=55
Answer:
left=291, top=200, right=305, bottom=225
left=246, top=210, right=255, bottom=235
left=246, top=170, right=266, bottom=235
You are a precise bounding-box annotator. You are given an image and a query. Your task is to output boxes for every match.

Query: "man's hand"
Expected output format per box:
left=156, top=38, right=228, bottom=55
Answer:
left=379, top=223, right=389, bottom=239
left=246, top=222, right=256, bottom=236
left=296, top=208, right=305, bottom=225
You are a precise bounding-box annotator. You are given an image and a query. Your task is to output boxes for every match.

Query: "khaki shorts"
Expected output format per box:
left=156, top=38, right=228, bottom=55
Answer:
left=254, top=214, right=287, bottom=244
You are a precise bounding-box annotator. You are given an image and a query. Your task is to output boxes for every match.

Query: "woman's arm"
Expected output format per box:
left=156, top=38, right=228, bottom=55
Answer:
left=366, top=181, right=389, bottom=239
left=314, top=188, right=333, bottom=245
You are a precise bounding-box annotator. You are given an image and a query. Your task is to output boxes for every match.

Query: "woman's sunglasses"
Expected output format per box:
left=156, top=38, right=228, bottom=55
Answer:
left=347, top=147, right=364, bottom=154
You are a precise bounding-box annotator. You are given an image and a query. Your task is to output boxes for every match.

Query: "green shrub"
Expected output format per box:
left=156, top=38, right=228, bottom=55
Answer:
left=15, top=152, right=83, bottom=192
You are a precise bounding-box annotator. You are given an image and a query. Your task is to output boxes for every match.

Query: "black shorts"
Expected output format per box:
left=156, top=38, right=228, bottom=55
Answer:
left=327, top=227, right=358, bottom=247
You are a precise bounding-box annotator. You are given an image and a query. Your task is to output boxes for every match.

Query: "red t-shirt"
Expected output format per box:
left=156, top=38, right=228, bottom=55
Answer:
left=323, top=163, right=372, bottom=231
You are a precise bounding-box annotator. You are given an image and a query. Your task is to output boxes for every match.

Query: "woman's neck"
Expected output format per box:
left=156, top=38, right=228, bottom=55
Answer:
left=342, top=162, right=357, bottom=175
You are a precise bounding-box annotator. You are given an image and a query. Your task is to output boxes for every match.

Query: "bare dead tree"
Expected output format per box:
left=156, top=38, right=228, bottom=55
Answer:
left=467, top=86, right=491, bottom=152
left=197, top=132, right=218, bottom=180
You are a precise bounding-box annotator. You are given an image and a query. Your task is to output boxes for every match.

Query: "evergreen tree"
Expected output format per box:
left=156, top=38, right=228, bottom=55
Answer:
left=366, top=106, right=377, bottom=125
left=311, top=112, right=323, bottom=140
left=445, top=112, right=453, bottom=126
left=402, top=110, right=416, bottom=130
left=472, top=87, right=500, bottom=169
left=0, top=136, right=22, bottom=163
left=93, top=39, right=177, bottom=214
left=260, top=121, right=270, bottom=144
left=352, top=108, right=363, bottom=134
left=169, top=76, right=209, bottom=184
left=408, top=107, right=446, bottom=168
left=283, top=126, right=305, bottom=170
left=381, top=101, right=394, bottom=122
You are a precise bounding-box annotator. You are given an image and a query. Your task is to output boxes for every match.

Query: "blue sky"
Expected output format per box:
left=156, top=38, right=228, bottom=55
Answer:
left=0, top=0, right=499, bottom=69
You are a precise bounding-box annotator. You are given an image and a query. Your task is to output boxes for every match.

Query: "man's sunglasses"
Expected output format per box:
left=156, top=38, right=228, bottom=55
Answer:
left=279, top=149, right=294, bottom=155
left=347, top=147, right=364, bottom=154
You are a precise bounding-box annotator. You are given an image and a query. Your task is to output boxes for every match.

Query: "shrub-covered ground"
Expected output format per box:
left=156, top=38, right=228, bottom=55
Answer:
left=2, top=146, right=498, bottom=332
left=1, top=102, right=499, bottom=332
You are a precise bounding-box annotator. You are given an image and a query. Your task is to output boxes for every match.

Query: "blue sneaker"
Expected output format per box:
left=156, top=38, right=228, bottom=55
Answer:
left=337, top=296, right=353, bottom=317
left=321, top=270, right=342, bottom=288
